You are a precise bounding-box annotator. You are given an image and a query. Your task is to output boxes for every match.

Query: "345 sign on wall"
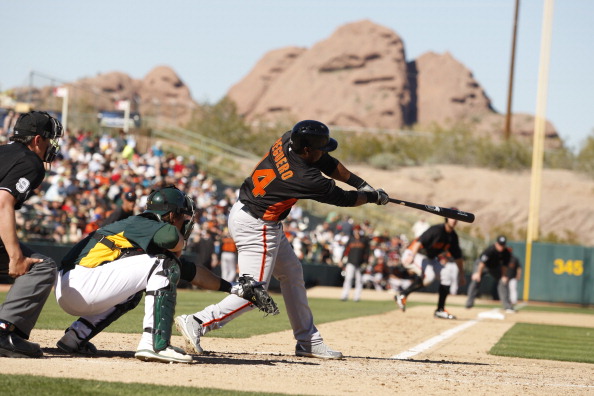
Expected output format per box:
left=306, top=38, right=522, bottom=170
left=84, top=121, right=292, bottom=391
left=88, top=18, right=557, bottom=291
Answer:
left=553, top=259, right=584, bottom=276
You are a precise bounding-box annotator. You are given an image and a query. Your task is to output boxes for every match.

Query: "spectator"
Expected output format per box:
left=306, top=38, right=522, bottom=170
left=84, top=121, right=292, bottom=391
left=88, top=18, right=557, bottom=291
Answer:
left=362, top=255, right=388, bottom=292
left=185, top=229, right=217, bottom=271
left=101, top=191, right=137, bottom=226
left=219, top=228, right=238, bottom=282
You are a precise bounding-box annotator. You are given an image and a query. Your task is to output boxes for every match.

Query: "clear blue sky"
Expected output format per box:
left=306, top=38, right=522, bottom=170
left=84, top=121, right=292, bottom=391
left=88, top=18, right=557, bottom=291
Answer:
left=2, top=0, right=593, bottom=150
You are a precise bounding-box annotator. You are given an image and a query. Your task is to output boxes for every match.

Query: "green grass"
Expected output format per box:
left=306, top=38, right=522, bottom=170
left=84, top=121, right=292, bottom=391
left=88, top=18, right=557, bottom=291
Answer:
left=0, top=374, right=287, bottom=396
left=10, top=289, right=397, bottom=338
left=490, top=323, right=594, bottom=364
left=3, top=290, right=594, bottom=394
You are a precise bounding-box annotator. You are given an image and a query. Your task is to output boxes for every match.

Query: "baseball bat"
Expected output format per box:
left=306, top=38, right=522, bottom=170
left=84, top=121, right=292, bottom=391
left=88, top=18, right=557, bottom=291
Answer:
left=388, top=198, right=475, bottom=223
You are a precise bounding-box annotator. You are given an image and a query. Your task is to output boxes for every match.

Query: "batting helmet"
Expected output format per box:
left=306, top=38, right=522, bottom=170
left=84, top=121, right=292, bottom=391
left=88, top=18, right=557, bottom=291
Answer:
left=289, top=120, right=338, bottom=152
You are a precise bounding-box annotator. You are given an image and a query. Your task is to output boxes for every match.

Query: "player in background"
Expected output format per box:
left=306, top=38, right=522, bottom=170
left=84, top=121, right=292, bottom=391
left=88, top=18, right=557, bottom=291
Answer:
left=507, top=254, right=522, bottom=309
left=340, top=224, right=371, bottom=302
left=395, top=216, right=465, bottom=319
left=0, top=111, right=63, bottom=358
left=175, top=120, right=389, bottom=359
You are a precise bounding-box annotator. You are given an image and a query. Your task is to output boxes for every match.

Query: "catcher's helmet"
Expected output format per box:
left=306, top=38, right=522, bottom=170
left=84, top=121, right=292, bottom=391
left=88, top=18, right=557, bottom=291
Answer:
left=144, top=186, right=194, bottom=218
left=290, top=120, right=337, bottom=152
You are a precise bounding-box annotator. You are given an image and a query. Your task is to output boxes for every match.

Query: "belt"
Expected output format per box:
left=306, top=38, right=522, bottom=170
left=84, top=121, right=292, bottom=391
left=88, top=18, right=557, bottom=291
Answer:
left=240, top=204, right=259, bottom=220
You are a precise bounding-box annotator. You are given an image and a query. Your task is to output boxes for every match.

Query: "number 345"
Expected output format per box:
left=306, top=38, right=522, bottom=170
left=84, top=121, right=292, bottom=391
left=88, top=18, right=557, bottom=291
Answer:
left=553, top=259, right=584, bottom=276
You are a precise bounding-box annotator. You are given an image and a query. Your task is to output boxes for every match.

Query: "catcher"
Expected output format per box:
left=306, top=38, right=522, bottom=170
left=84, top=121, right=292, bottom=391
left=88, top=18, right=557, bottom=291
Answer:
left=55, top=185, right=277, bottom=364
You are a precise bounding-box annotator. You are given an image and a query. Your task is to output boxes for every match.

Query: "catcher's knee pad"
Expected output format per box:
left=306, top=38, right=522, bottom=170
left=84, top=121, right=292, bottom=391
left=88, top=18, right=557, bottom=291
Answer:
left=147, top=256, right=180, bottom=351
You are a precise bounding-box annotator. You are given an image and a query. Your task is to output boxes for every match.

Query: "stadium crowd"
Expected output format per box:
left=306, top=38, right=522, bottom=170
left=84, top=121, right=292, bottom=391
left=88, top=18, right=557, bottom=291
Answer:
left=1, top=126, right=411, bottom=293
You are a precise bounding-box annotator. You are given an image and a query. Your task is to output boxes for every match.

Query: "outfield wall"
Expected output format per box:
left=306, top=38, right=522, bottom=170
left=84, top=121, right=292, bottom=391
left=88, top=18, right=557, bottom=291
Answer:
left=508, top=241, right=593, bottom=305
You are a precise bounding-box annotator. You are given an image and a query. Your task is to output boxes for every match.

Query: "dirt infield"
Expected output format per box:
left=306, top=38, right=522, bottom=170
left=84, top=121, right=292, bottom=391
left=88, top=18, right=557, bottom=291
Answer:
left=2, top=287, right=594, bottom=395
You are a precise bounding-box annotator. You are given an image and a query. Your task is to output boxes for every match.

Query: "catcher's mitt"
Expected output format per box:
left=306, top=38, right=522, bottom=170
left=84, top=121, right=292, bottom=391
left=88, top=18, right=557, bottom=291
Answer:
left=233, top=274, right=280, bottom=316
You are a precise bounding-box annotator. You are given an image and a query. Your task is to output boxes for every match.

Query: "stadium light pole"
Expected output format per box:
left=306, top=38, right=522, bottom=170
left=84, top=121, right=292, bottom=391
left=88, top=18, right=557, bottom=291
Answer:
left=524, top=0, right=555, bottom=302
left=504, top=0, right=521, bottom=140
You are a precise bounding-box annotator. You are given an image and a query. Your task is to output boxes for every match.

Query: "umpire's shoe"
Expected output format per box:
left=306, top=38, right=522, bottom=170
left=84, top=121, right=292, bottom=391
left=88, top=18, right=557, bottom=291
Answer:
left=0, top=322, right=43, bottom=358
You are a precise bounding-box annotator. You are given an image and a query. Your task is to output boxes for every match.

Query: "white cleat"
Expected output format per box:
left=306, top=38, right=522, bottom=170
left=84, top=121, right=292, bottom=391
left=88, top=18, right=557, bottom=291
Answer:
left=135, top=345, right=192, bottom=363
left=175, top=314, right=204, bottom=354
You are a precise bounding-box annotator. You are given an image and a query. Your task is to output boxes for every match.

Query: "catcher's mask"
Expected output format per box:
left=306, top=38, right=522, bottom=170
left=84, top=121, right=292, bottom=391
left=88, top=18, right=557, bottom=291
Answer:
left=143, top=185, right=195, bottom=240
left=12, top=111, right=64, bottom=163
left=289, top=120, right=337, bottom=153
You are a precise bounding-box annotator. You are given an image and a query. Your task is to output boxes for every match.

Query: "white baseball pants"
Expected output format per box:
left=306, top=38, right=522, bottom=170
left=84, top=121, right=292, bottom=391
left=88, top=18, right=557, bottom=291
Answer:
left=194, top=201, right=323, bottom=346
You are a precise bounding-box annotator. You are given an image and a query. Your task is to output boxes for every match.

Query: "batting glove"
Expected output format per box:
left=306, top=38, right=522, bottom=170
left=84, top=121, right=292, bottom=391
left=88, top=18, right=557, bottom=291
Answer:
left=375, top=189, right=389, bottom=205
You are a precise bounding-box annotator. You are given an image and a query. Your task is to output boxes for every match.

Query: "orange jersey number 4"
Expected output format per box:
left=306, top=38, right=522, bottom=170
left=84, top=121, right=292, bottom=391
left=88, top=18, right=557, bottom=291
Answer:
left=252, top=169, right=276, bottom=197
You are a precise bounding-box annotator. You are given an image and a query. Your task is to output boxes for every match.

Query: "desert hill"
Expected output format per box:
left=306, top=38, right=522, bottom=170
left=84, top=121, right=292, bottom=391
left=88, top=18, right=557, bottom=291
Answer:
left=346, top=163, right=594, bottom=247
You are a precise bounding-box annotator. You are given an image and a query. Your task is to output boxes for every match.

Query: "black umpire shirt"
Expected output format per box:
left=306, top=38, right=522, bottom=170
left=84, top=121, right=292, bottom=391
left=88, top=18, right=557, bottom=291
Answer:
left=239, top=131, right=359, bottom=221
left=0, top=142, right=45, bottom=250
left=0, top=143, right=45, bottom=210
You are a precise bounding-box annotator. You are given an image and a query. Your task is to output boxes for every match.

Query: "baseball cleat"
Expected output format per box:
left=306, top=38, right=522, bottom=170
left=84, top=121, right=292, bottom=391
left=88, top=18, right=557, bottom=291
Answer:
left=395, top=294, right=407, bottom=312
left=175, top=314, right=204, bottom=354
left=135, top=345, right=193, bottom=363
left=434, top=309, right=456, bottom=320
left=56, top=327, right=97, bottom=355
left=295, top=343, right=343, bottom=360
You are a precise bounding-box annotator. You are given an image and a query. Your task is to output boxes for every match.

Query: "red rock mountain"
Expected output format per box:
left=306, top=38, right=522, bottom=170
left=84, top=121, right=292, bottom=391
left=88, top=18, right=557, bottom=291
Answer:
left=228, top=19, right=559, bottom=145
left=11, top=66, right=195, bottom=126
left=10, top=19, right=558, bottom=145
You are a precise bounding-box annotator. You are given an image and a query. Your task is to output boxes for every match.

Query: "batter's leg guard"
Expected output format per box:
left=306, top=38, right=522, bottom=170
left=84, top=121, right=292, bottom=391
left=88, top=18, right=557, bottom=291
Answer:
left=145, top=256, right=180, bottom=352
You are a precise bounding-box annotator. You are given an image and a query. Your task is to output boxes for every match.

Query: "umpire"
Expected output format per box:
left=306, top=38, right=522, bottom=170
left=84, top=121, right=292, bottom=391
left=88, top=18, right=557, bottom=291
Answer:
left=0, top=111, right=63, bottom=358
left=465, top=235, right=514, bottom=311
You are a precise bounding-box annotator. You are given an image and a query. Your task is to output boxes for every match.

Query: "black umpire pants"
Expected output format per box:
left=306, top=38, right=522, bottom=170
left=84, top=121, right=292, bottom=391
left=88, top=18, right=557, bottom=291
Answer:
left=0, top=243, right=57, bottom=339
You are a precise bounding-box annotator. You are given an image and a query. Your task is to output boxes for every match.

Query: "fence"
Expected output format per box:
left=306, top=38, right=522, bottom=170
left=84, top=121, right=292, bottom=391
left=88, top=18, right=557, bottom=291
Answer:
left=3, top=241, right=592, bottom=306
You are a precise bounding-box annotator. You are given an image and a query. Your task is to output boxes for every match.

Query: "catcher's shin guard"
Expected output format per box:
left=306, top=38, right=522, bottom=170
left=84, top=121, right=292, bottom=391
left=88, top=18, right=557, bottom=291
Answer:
left=146, top=256, right=180, bottom=352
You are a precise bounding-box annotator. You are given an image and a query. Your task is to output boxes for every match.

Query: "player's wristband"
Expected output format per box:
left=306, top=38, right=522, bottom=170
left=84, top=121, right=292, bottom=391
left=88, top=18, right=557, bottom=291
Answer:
left=346, top=173, right=366, bottom=189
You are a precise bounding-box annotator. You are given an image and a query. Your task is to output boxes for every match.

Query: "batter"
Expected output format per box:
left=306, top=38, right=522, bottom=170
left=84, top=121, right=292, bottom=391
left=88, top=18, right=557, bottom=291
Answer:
left=175, top=120, right=389, bottom=359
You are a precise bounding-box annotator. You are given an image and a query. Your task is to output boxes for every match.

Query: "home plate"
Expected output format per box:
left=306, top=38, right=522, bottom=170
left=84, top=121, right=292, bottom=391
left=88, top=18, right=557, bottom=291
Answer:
left=478, top=309, right=505, bottom=320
